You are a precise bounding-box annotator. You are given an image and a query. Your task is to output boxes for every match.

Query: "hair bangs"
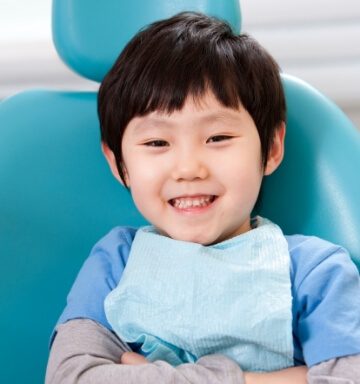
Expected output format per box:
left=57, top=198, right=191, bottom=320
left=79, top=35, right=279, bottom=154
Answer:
left=129, top=46, right=242, bottom=119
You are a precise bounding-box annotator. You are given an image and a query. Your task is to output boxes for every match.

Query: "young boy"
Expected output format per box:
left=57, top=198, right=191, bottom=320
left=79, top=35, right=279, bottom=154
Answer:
left=46, top=12, right=360, bottom=384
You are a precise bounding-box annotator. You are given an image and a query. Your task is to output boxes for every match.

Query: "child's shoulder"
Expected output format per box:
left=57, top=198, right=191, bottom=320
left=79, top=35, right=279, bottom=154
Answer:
left=93, top=226, right=138, bottom=248
left=90, top=226, right=138, bottom=257
left=285, top=233, right=357, bottom=291
left=285, top=233, right=345, bottom=262
left=83, top=226, right=138, bottom=276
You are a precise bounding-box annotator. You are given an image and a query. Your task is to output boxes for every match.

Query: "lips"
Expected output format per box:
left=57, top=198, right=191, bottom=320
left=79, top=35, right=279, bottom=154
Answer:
left=168, top=195, right=217, bottom=209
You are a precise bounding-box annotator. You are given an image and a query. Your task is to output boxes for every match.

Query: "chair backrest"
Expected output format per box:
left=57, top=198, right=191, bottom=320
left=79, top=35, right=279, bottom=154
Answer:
left=0, top=1, right=359, bottom=383
left=257, top=74, right=360, bottom=271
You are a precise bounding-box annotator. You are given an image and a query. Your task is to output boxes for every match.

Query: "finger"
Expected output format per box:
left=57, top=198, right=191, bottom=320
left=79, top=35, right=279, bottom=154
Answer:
left=121, top=351, right=149, bottom=365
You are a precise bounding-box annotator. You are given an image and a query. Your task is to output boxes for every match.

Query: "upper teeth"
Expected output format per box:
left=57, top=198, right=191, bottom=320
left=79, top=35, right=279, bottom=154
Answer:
left=172, top=196, right=213, bottom=209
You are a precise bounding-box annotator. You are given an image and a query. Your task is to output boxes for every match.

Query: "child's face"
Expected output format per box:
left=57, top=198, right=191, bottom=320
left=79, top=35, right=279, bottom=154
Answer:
left=104, top=91, right=284, bottom=245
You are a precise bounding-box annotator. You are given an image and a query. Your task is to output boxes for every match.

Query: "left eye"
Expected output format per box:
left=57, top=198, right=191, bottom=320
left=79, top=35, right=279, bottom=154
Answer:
left=207, top=135, right=233, bottom=143
left=143, top=140, right=169, bottom=147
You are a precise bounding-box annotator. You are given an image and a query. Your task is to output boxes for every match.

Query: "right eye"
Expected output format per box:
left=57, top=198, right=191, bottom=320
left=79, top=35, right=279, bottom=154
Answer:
left=206, top=135, right=233, bottom=143
left=143, top=140, right=169, bottom=147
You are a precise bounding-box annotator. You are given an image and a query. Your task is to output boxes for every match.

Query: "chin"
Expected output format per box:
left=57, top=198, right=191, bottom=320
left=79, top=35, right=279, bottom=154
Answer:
left=173, top=232, right=215, bottom=245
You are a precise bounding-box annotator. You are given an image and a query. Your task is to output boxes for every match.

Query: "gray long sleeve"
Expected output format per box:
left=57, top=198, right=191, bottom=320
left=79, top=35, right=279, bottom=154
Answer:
left=46, top=319, right=360, bottom=384
left=307, top=355, right=360, bottom=384
left=45, top=319, right=245, bottom=384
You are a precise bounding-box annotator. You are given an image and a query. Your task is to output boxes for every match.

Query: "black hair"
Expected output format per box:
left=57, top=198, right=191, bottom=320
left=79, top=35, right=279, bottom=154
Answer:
left=98, top=11, right=286, bottom=185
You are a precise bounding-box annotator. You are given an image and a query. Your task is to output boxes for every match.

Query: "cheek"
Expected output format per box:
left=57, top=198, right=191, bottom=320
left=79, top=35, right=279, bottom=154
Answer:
left=125, top=161, right=165, bottom=213
left=227, top=158, right=263, bottom=201
left=124, top=151, right=160, bottom=186
left=128, top=183, right=154, bottom=221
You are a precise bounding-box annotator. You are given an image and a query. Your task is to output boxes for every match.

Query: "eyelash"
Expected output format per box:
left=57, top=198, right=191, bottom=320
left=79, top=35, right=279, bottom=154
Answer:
left=206, top=135, right=233, bottom=143
left=143, top=136, right=233, bottom=147
left=143, top=140, right=169, bottom=147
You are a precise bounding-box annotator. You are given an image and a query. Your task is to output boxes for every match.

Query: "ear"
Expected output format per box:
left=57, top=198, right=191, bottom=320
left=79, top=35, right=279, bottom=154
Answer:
left=101, top=142, right=129, bottom=187
left=264, top=122, right=286, bottom=176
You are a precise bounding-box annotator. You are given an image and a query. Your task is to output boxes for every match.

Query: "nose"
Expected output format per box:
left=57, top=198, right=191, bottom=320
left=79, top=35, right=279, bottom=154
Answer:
left=171, top=148, right=209, bottom=181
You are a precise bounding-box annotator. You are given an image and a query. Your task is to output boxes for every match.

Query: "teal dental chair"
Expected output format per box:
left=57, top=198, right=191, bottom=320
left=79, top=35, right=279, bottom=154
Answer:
left=0, top=1, right=359, bottom=383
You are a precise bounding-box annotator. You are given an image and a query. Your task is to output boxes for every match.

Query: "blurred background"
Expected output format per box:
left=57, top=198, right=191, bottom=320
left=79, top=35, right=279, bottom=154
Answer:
left=0, top=0, right=359, bottom=127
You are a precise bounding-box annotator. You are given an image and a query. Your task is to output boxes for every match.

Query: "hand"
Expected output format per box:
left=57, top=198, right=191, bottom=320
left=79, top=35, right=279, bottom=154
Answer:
left=120, top=351, right=149, bottom=365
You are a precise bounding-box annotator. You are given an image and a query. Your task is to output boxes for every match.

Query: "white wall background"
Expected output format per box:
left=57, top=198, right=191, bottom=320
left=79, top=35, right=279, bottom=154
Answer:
left=0, top=0, right=359, bottom=128
left=240, top=0, right=360, bottom=128
left=0, top=0, right=98, bottom=98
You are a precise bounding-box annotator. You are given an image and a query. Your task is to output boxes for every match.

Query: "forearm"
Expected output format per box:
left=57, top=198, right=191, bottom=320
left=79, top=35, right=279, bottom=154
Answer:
left=49, top=357, right=242, bottom=384
left=244, top=366, right=307, bottom=384
left=46, top=319, right=244, bottom=384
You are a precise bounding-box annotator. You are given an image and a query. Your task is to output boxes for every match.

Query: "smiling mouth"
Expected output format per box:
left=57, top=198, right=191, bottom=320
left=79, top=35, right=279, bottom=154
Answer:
left=168, top=195, right=217, bottom=209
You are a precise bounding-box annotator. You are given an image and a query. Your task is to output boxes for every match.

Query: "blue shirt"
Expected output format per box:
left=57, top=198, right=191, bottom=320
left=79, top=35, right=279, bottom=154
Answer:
left=55, top=226, right=360, bottom=367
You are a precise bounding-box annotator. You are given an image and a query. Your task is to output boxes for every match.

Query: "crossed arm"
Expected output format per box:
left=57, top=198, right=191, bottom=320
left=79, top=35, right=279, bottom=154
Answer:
left=46, top=319, right=360, bottom=383
left=121, top=350, right=308, bottom=384
left=46, top=319, right=309, bottom=384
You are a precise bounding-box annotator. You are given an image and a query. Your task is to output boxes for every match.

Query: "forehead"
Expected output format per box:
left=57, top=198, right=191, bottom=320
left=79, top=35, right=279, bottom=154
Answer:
left=129, top=91, right=247, bottom=133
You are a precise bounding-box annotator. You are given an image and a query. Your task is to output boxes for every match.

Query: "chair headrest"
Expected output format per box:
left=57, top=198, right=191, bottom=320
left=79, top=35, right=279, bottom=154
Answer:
left=52, top=0, right=242, bottom=82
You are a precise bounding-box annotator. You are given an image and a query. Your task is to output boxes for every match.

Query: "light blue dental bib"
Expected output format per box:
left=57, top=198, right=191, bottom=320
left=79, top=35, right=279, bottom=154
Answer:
left=104, top=217, right=294, bottom=372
